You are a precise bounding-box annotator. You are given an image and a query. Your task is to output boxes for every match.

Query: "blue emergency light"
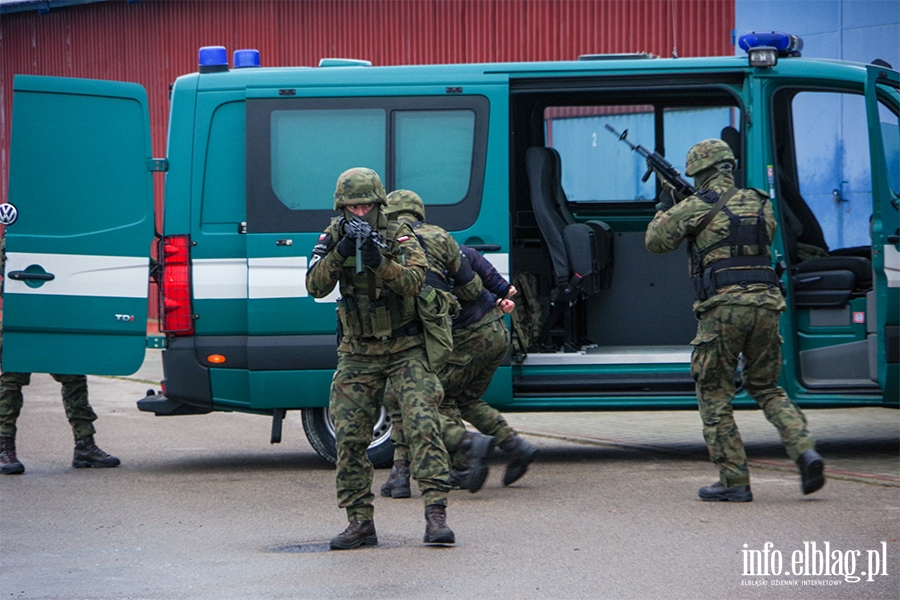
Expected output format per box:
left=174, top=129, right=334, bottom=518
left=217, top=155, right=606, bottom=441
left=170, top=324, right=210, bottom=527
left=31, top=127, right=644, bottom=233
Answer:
left=738, top=31, right=803, bottom=68
left=233, top=49, right=261, bottom=68
left=198, top=46, right=229, bottom=73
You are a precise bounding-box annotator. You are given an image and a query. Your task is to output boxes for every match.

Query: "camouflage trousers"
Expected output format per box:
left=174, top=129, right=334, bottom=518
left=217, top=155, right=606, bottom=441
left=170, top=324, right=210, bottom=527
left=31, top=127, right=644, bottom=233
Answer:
left=0, top=372, right=97, bottom=440
left=331, top=345, right=450, bottom=522
left=389, top=313, right=515, bottom=466
left=691, top=304, right=815, bottom=486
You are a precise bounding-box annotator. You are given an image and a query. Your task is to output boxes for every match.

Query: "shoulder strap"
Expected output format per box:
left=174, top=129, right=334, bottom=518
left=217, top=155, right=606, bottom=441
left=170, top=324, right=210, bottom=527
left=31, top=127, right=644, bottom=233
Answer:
left=688, top=186, right=739, bottom=240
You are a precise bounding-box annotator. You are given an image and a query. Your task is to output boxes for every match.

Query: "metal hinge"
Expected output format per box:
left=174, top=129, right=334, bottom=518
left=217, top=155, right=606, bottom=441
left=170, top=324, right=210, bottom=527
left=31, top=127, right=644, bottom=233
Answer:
left=149, top=158, right=169, bottom=172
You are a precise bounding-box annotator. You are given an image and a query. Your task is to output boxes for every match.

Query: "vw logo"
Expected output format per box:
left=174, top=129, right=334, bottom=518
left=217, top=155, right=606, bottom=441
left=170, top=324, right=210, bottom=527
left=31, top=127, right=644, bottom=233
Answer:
left=0, top=203, right=18, bottom=226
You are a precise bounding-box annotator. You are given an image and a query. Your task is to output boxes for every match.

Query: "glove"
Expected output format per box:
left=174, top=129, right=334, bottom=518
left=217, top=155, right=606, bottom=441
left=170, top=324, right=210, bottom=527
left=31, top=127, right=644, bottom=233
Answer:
left=655, top=188, right=676, bottom=213
left=360, top=238, right=382, bottom=269
left=335, top=234, right=356, bottom=259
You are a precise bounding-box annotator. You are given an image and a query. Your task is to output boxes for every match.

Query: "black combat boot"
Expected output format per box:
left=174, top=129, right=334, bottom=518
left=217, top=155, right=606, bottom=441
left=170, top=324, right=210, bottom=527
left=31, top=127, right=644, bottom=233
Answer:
left=796, top=449, right=826, bottom=495
left=698, top=481, right=753, bottom=502
left=448, top=465, right=469, bottom=490
left=0, top=436, right=24, bottom=475
left=330, top=520, right=378, bottom=550
left=499, top=434, right=538, bottom=486
left=72, top=436, right=121, bottom=469
left=458, top=431, right=494, bottom=493
left=423, top=504, right=455, bottom=544
left=380, top=460, right=411, bottom=498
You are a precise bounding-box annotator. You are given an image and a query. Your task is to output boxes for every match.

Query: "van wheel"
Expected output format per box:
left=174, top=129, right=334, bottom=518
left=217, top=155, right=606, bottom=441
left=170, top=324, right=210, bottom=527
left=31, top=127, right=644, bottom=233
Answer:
left=300, top=406, right=394, bottom=469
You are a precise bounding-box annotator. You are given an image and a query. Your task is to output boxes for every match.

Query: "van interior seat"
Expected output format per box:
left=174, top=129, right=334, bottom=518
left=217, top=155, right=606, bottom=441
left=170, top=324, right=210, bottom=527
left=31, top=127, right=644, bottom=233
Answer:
left=525, top=146, right=614, bottom=346
left=777, top=177, right=873, bottom=307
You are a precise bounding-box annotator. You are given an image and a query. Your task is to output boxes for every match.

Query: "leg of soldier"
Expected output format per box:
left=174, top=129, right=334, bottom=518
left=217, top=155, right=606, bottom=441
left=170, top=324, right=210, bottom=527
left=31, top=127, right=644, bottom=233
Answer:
left=379, top=384, right=411, bottom=499
left=741, top=309, right=815, bottom=461
left=450, top=320, right=515, bottom=443
left=0, top=372, right=31, bottom=474
left=330, top=354, right=384, bottom=523
left=0, top=372, right=31, bottom=439
left=383, top=346, right=450, bottom=508
left=692, top=305, right=751, bottom=487
left=49, top=374, right=97, bottom=440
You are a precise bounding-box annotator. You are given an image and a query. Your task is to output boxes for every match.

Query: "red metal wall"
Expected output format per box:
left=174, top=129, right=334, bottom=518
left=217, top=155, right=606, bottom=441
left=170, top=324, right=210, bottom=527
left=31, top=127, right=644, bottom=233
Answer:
left=0, top=0, right=735, bottom=318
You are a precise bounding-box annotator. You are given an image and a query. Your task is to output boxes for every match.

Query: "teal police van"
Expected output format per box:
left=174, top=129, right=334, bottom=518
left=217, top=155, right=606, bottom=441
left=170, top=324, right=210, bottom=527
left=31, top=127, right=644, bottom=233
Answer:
left=4, top=33, right=898, bottom=467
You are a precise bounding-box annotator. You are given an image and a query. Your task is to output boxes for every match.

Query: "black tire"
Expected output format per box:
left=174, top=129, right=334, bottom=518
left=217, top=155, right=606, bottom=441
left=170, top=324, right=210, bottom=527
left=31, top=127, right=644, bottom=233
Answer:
left=301, top=406, right=394, bottom=469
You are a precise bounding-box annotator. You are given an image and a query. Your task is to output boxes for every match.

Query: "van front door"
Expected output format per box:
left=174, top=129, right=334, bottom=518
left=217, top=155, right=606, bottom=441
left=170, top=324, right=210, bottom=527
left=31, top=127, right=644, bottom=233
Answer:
left=3, top=76, right=154, bottom=375
left=865, top=64, right=900, bottom=401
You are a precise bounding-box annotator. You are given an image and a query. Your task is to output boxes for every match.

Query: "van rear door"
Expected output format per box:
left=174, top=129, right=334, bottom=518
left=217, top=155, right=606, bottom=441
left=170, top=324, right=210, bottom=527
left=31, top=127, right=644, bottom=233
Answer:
left=2, top=76, right=154, bottom=375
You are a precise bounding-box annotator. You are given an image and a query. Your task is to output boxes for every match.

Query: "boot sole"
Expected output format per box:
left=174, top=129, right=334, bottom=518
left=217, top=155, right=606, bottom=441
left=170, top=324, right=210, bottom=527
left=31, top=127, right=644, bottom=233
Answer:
left=1, top=463, right=24, bottom=475
left=698, top=490, right=753, bottom=502
left=423, top=531, right=455, bottom=544
left=330, top=535, right=378, bottom=550
left=72, top=460, right=121, bottom=469
left=380, top=485, right=411, bottom=498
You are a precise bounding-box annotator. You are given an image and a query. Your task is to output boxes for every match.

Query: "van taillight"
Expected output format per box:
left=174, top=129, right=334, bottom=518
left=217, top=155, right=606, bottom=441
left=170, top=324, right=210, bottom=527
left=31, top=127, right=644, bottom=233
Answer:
left=160, top=235, right=194, bottom=335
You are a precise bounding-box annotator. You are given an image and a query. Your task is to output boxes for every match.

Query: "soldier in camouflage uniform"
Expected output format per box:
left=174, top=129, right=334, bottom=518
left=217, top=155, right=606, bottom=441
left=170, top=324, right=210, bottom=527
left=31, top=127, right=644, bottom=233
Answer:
left=382, top=192, right=538, bottom=494
left=0, top=236, right=120, bottom=475
left=645, top=139, right=824, bottom=502
left=378, top=190, right=496, bottom=498
left=306, top=169, right=455, bottom=549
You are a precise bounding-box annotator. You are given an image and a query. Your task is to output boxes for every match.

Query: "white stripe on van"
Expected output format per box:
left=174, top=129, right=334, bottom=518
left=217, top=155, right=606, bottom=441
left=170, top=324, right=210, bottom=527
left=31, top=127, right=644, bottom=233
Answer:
left=248, top=256, right=308, bottom=299
left=886, top=244, right=899, bottom=288
left=192, top=259, right=247, bottom=300
left=4, top=252, right=148, bottom=298
left=192, top=252, right=512, bottom=301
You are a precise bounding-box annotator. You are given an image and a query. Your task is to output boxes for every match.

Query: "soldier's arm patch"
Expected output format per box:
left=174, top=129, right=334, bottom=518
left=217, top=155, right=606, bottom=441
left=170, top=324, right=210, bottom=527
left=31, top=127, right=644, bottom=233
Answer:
left=396, top=235, right=410, bottom=243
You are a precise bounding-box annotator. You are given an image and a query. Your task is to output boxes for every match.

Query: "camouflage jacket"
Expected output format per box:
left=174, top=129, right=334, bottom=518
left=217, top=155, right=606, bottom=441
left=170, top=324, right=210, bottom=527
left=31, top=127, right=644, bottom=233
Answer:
left=394, top=216, right=483, bottom=302
left=645, top=174, right=785, bottom=313
left=306, top=216, right=429, bottom=355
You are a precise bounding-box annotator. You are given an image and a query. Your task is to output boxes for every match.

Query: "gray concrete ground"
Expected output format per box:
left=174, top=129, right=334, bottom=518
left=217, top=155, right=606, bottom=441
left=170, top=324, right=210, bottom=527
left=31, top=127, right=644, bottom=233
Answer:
left=1, top=349, right=897, bottom=600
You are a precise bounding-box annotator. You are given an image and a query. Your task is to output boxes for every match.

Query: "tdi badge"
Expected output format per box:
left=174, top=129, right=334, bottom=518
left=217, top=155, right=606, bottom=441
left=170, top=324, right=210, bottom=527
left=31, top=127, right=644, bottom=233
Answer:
left=0, top=203, right=18, bottom=226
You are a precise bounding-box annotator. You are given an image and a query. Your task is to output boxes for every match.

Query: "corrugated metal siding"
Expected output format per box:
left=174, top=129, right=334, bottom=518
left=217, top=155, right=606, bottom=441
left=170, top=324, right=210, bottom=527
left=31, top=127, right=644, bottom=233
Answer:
left=0, top=0, right=735, bottom=318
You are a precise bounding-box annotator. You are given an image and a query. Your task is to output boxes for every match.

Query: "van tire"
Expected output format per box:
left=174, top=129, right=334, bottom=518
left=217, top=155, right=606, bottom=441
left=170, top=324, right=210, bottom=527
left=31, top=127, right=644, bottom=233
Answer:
left=301, top=406, right=394, bottom=469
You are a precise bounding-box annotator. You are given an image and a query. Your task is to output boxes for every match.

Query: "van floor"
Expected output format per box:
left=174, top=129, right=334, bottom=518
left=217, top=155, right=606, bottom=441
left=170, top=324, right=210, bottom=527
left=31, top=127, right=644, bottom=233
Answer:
left=521, top=345, right=691, bottom=366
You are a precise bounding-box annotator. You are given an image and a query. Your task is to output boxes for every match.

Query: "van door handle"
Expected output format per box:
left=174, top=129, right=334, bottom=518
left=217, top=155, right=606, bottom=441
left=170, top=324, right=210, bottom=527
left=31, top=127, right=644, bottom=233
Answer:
left=7, top=271, right=56, bottom=281
left=8, top=271, right=55, bottom=281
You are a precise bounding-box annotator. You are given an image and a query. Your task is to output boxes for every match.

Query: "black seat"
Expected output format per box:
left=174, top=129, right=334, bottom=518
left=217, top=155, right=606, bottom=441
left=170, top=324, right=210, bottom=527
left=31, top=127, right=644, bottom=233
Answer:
left=525, top=146, right=614, bottom=347
left=777, top=175, right=872, bottom=307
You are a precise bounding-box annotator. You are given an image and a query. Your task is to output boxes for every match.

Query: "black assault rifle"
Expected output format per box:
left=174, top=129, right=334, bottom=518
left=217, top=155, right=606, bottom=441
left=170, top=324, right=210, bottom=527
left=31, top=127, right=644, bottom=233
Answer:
left=604, top=124, right=696, bottom=200
left=344, top=215, right=388, bottom=274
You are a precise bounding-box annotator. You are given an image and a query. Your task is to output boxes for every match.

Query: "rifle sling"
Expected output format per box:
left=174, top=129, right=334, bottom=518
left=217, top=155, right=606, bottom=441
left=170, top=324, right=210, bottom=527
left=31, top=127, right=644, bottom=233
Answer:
left=687, top=187, right=738, bottom=240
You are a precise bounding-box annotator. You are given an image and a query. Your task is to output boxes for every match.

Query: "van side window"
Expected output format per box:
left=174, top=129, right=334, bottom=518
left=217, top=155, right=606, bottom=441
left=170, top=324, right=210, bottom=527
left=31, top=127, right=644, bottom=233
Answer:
left=202, top=101, right=247, bottom=230
left=246, top=96, right=488, bottom=233
left=545, top=104, right=739, bottom=203
left=395, top=109, right=475, bottom=205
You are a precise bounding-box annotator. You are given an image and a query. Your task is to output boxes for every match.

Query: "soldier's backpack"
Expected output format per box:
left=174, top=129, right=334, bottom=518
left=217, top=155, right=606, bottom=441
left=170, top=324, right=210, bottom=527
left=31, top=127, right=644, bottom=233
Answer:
left=509, top=270, right=541, bottom=359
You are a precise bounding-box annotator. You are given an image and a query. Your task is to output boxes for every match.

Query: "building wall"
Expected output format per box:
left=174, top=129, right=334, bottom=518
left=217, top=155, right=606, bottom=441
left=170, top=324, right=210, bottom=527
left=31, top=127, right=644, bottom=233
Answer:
left=735, top=0, right=899, bottom=66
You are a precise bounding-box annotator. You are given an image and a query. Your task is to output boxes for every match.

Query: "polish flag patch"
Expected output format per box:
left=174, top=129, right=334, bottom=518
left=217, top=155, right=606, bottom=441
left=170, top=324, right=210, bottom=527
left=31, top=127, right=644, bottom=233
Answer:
left=396, top=235, right=410, bottom=243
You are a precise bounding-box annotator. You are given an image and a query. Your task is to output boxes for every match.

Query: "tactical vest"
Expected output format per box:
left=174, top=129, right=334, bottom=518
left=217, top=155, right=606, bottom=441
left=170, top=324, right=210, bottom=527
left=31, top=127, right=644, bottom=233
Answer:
left=335, top=220, right=419, bottom=341
left=687, top=188, right=780, bottom=302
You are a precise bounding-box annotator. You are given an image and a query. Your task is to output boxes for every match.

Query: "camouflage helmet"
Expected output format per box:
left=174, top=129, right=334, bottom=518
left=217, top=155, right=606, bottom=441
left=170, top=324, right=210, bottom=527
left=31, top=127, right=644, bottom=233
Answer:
left=333, top=167, right=387, bottom=210
left=684, top=139, right=735, bottom=178
left=384, top=189, right=426, bottom=221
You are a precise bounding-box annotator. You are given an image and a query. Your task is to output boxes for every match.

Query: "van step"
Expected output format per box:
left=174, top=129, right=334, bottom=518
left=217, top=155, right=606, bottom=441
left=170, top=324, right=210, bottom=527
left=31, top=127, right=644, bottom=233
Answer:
left=513, top=372, right=695, bottom=397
